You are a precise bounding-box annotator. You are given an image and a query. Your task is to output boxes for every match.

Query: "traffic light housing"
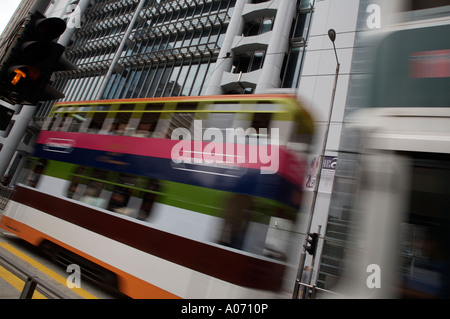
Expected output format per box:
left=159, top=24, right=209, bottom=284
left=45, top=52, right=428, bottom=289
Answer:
left=304, top=232, right=319, bottom=256
left=0, top=105, right=14, bottom=131
left=0, top=11, right=76, bottom=105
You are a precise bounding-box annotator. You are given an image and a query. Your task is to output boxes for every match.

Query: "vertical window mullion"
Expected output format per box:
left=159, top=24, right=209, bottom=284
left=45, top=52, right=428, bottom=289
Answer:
left=181, top=59, right=196, bottom=96
left=129, top=67, right=144, bottom=98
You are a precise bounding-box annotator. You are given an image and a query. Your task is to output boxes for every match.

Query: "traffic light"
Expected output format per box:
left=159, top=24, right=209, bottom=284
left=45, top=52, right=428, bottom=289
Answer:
left=0, top=105, right=14, bottom=131
left=0, top=11, right=76, bottom=105
left=304, top=232, right=319, bottom=256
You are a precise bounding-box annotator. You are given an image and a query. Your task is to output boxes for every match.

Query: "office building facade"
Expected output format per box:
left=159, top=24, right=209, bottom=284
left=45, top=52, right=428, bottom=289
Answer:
left=39, top=0, right=314, bottom=113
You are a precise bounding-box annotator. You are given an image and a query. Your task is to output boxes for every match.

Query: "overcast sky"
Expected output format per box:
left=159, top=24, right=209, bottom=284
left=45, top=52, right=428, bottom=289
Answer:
left=0, top=1, right=22, bottom=34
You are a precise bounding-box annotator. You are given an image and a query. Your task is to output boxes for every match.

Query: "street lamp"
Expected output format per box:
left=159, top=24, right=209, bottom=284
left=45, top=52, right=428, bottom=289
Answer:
left=292, top=29, right=340, bottom=299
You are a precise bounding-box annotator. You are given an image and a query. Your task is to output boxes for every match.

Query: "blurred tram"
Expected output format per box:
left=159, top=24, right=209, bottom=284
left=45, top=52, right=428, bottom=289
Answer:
left=321, top=2, right=450, bottom=298
left=0, top=94, right=314, bottom=298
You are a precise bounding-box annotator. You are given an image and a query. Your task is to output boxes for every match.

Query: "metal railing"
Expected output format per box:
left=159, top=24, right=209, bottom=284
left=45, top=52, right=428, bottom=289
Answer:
left=0, top=246, right=79, bottom=299
left=0, top=185, right=14, bottom=211
left=294, top=281, right=343, bottom=299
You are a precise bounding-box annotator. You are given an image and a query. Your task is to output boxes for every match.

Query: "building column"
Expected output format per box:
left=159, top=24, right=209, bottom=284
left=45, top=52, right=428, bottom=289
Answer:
left=255, top=0, right=296, bottom=93
left=205, top=0, right=249, bottom=96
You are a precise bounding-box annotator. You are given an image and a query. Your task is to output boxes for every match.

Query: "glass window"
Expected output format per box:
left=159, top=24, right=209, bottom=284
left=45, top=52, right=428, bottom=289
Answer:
left=134, top=112, right=160, bottom=137
left=68, top=113, right=87, bottom=132
left=293, top=12, right=309, bottom=38
left=88, top=112, right=107, bottom=133
left=164, top=65, right=181, bottom=97
left=209, top=27, right=219, bottom=44
left=67, top=166, right=86, bottom=199
left=251, top=112, right=272, bottom=135
left=182, top=31, right=193, bottom=47
left=67, top=165, right=163, bottom=220
left=110, top=105, right=133, bottom=135
left=140, top=67, right=156, bottom=97
left=178, top=63, right=193, bottom=96
left=250, top=50, right=265, bottom=71
left=190, top=30, right=202, bottom=46
left=127, top=68, right=144, bottom=98
left=409, top=0, right=450, bottom=10
left=137, top=179, right=160, bottom=221
left=154, top=64, right=173, bottom=97
left=107, top=173, right=135, bottom=214
left=199, top=28, right=210, bottom=45
left=400, top=153, right=450, bottom=298
left=282, top=47, right=303, bottom=88
left=148, top=67, right=164, bottom=97
left=190, top=63, right=208, bottom=96
left=166, top=102, right=198, bottom=138
left=199, top=61, right=216, bottom=95
left=261, top=18, right=274, bottom=33
left=26, top=159, right=47, bottom=188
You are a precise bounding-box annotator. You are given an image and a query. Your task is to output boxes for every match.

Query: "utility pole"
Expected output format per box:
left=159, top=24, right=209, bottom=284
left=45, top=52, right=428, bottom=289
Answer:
left=292, top=29, right=340, bottom=299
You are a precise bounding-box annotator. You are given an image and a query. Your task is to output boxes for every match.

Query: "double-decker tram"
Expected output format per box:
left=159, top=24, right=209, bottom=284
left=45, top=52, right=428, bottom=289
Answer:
left=319, top=1, right=450, bottom=299
left=0, top=94, right=314, bottom=298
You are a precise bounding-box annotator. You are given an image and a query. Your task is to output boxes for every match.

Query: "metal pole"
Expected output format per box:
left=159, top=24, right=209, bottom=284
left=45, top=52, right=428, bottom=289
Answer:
left=20, top=277, right=38, bottom=299
left=95, top=0, right=147, bottom=100
left=292, top=30, right=340, bottom=299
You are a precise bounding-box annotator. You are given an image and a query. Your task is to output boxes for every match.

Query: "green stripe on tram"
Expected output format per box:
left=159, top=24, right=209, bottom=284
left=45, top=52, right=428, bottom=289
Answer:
left=37, top=159, right=297, bottom=223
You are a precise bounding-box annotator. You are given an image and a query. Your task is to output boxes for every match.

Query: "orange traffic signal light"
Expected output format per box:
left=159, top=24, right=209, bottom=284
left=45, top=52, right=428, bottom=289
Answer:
left=10, top=69, right=26, bottom=85
left=7, top=66, right=41, bottom=86
left=0, top=11, right=76, bottom=105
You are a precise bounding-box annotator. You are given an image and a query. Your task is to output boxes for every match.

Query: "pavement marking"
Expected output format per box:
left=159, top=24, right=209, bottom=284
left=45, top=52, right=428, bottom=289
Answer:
left=0, top=265, right=46, bottom=299
left=0, top=242, right=98, bottom=299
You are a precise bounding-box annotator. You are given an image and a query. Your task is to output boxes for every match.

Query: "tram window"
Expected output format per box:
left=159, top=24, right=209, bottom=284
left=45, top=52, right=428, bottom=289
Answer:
left=53, top=114, right=69, bottom=131
left=145, top=103, right=164, bottom=110
left=67, top=166, right=86, bottom=199
left=67, top=181, right=78, bottom=199
left=80, top=181, right=106, bottom=208
left=44, top=115, right=57, bottom=131
left=67, top=167, right=164, bottom=220
left=77, top=169, right=109, bottom=208
left=83, top=181, right=102, bottom=198
left=26, top=159, right=47, bottom=188
left=135, top=112, right=160, bottom=137
left=88, top=113, right=107, bottom=133
left=251, top=113, right=271, bottom=135
left=68, top=113, right=86, bottom=132
left=408, top=0, right=450, bottom=10
left=218, top=193, right=254, bottom=250
left=91, top=168, right=108, bottom=180
left=399, top=154, right=450, bottom=298
left=176, top=102, right=198, bottom=111
left=167, top=110, right=196, bottom=138
left=119, top=104, right=135, bottom=110
left=137, top=179, right=160, bottom=221
left=107, top=186, right=131, bottom=215
left=111, top=105, right=133, bottom=135
left=111, top=114, right=132, bottom=135
left=288, top=113, right=314, bottom=150
left=117, top=172, right=136, bottom=188
left=205, top=113, right=235, bottom=129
